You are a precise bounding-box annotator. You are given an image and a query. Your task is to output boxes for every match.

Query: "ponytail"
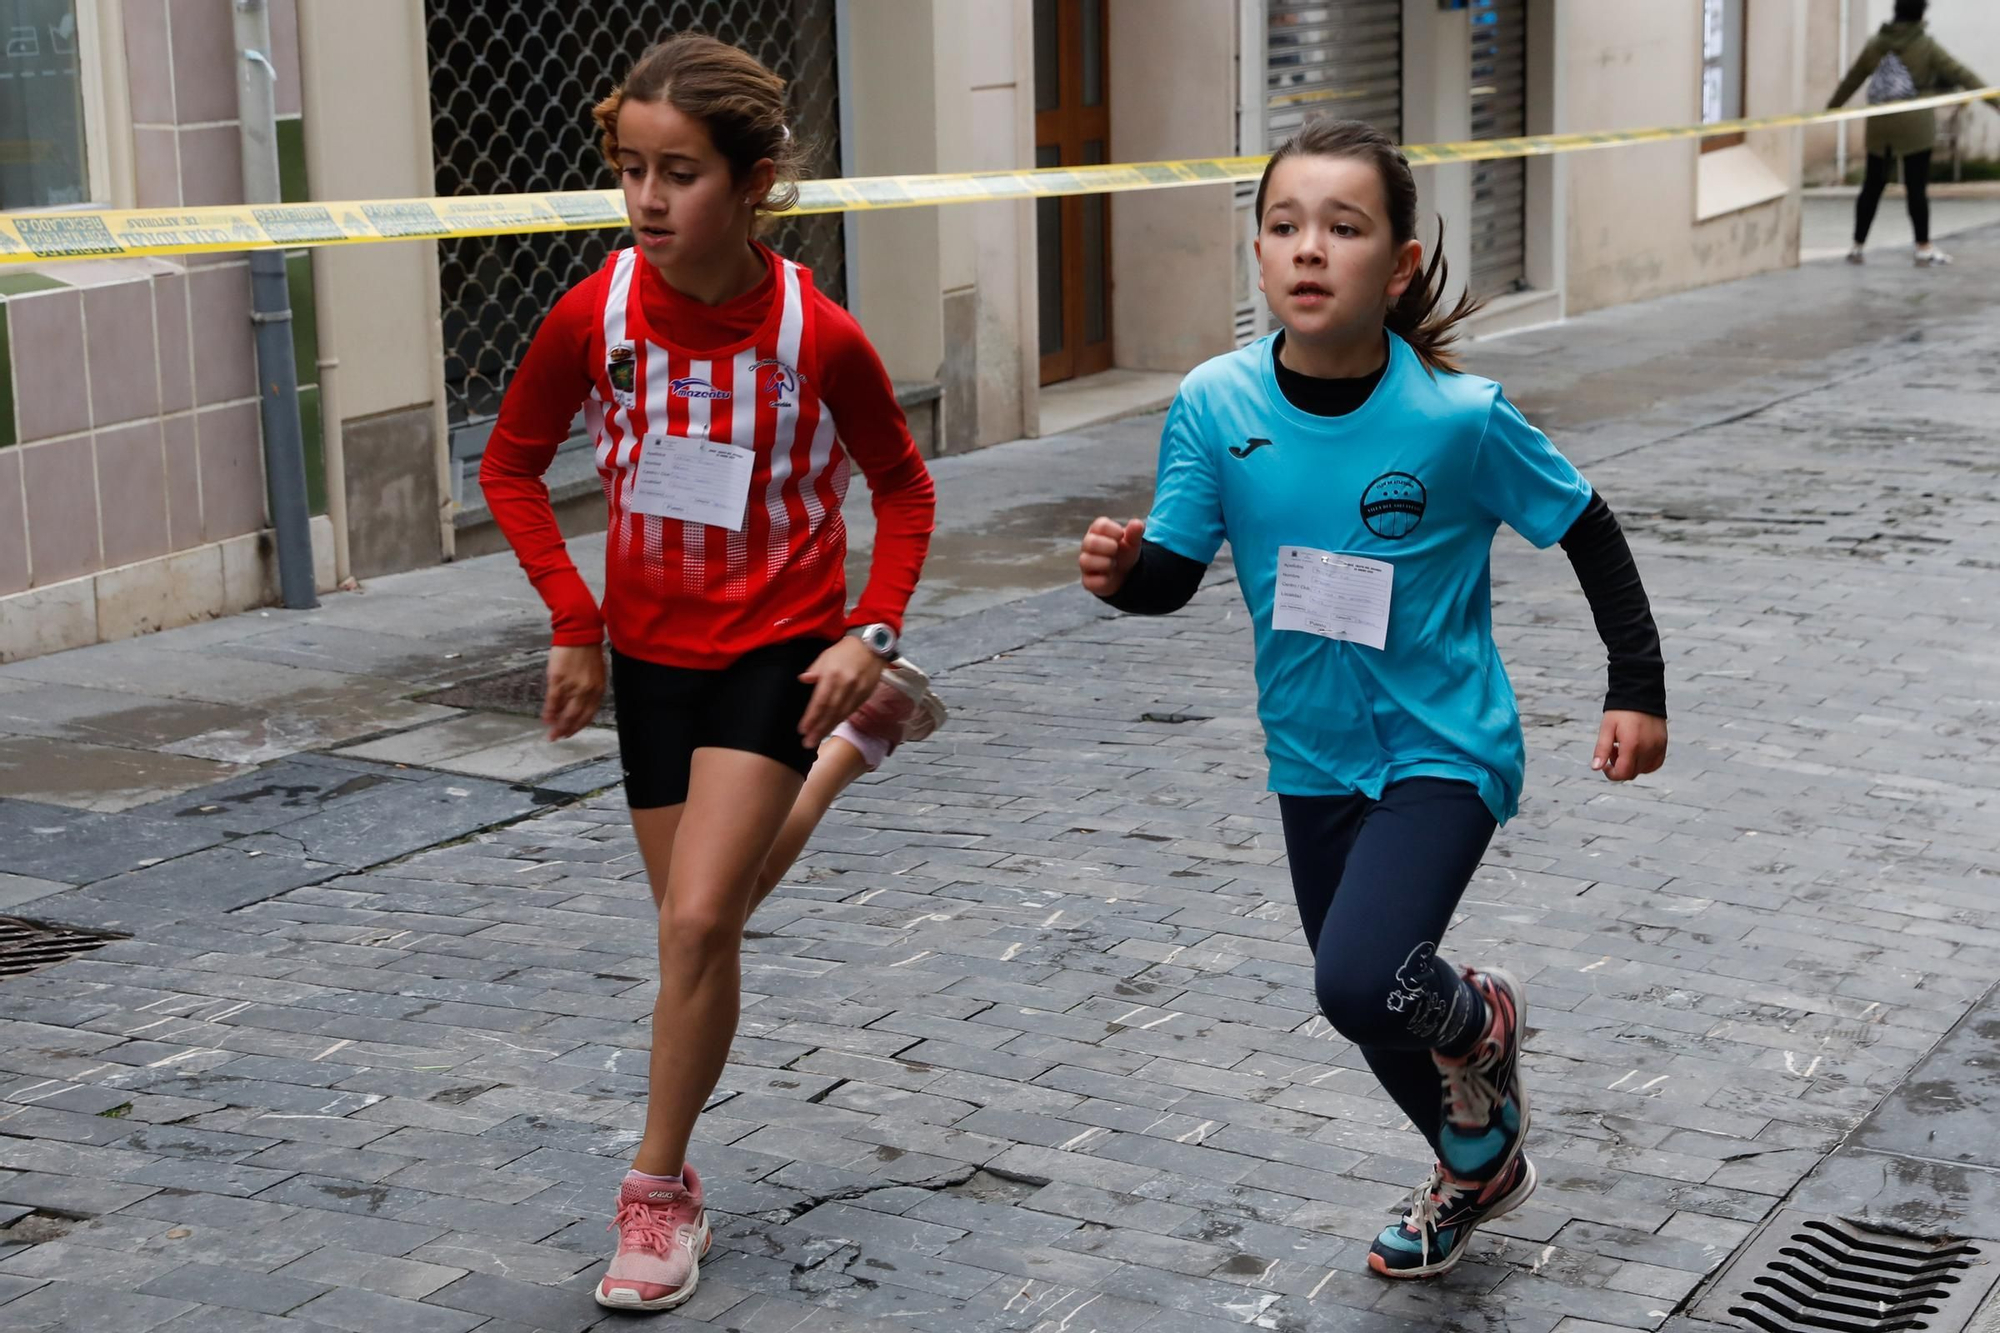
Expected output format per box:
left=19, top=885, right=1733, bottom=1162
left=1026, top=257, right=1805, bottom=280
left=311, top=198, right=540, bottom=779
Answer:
left=1387, top=217, right=1483, bottom=376
left=1254, top=118, right=1484, bottom=377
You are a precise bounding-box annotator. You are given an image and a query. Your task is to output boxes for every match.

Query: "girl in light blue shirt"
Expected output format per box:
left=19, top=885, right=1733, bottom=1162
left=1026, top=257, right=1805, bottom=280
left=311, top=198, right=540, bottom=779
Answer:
left=1078, top=118, right=1669, bottom=1280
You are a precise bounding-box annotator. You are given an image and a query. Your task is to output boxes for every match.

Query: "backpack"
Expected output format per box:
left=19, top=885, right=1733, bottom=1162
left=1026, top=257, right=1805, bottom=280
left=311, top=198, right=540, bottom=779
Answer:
left=1868, top=51, right=1918, bottom=104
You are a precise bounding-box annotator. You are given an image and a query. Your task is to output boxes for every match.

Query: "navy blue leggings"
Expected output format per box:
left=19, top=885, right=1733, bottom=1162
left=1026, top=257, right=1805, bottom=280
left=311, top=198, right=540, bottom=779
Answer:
left=1279, top=778, right=1496, bottom=1152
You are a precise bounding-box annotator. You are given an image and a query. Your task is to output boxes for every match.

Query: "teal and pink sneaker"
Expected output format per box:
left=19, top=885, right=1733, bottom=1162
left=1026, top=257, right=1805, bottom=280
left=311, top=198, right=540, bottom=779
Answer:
left=595, top=1165, right=711, bottom=1312
left=1367, top=1154, right=1538, bottom=1279
left=1433, top=967, right=1530, bottom=1185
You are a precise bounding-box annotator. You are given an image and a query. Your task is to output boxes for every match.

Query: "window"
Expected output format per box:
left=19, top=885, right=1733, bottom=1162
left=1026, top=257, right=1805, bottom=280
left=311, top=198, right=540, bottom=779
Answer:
left=0, top=0, right=90, bottom=209
left=1700, top=0, right=1746, bottom=152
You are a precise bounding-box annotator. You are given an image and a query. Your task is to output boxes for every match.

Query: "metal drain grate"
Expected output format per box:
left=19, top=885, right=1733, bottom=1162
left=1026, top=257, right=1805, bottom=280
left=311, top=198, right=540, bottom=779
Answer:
left=0, top=918, right=124, bottom=979
left=1699, top=1211, right=1995, bottom=1333
left=420, top=665, right=617, bottom=726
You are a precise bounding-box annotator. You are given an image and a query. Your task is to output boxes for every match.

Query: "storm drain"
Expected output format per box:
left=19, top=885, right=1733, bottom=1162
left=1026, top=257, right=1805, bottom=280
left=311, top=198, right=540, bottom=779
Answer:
left=1699, top=1212, right=1994, bottom=1333
left=420, top=665, right=616, bottom=726
left=0, top=918, right=124, bottom=979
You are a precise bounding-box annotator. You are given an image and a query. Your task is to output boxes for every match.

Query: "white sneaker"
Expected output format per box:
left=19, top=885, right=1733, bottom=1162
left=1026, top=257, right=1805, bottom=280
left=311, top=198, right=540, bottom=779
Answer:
left=1915, top=246, right=1952, bottom=267
left=1846, top=245, right=1866, bottom=265
left=835, top=656, right=947, bottom=770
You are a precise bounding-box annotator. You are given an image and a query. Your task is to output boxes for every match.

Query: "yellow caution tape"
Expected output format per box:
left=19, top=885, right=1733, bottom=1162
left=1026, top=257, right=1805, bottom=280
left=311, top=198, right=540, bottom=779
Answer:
left=2, top=89, right=1992, bottom=265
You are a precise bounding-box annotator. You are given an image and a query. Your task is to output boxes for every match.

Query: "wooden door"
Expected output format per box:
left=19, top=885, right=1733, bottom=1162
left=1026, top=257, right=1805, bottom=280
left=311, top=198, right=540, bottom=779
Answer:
left=1034, top=0, right=1112, bottom=386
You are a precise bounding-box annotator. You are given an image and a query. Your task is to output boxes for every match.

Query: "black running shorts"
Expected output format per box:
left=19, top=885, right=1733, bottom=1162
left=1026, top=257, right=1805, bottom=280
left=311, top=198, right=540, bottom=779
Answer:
left=610, top=637, right=831, bottom=808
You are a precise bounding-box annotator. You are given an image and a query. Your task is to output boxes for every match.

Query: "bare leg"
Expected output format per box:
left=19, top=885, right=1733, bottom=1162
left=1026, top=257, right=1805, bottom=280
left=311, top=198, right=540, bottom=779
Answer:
left=628, top=748, right=801, bottom=1177
left=747, top=736, right=872, bottom=918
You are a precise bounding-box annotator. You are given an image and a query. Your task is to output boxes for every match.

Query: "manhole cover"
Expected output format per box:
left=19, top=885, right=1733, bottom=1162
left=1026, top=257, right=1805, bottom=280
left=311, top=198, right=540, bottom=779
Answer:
left=0, top=918, right=125, bottom=979
left=420, top=665, right=616, bottom=726
left=1696, top=1210, right=1997, bottom=1333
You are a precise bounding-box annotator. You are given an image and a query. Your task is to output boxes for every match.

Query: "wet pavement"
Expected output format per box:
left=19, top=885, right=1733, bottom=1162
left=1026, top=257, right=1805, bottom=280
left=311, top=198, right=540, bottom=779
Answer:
left=1800, top=182, right=2000, bottom=263
left=0, top=227, right=1997, bottom=1331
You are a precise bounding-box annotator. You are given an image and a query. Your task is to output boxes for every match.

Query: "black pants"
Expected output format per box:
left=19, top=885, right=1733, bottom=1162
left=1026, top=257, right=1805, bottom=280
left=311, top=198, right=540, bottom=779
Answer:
left=1280, top=778, right=1496, bottom=1154
left=1856, top=150, right=1932, bottom=246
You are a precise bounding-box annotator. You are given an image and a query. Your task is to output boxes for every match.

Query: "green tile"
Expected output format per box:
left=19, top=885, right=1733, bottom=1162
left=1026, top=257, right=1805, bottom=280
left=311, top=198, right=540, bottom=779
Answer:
left=0, top=272, right=69, bottom=297
left=298, top=384, right=325, bottom=517
left=286, top=250, right=319, bottom=388
left=0, top=307, right=15, bottom=448
left=277, top=116, right=309, bottom=203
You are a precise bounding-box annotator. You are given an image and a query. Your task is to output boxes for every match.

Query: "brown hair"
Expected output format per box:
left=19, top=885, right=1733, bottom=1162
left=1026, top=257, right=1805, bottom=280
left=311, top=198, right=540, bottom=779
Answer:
left=592, top=34, right=810, bottom=220
left=1253, top=118, right=1481, bottom=376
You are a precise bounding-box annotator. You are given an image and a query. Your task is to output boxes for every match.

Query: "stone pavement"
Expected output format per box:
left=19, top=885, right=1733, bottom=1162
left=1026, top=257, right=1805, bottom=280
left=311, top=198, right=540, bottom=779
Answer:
left=1, top=230, right=1998, bottom=1332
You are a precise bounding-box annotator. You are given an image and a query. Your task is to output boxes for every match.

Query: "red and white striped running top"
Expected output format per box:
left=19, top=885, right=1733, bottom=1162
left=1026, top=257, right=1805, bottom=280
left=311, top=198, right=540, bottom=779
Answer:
left=482, top=244, right=934, bottom=669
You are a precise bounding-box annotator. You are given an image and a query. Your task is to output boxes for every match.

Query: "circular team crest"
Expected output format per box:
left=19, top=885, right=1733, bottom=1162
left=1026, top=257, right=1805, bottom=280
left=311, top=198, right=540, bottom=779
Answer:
left=1360, top=472, right=1427, bottom=540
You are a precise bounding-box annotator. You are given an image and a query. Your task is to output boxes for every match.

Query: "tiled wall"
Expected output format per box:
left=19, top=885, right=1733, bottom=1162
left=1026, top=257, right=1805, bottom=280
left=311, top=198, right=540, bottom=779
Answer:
left=0, top=0, right=322, bottom=601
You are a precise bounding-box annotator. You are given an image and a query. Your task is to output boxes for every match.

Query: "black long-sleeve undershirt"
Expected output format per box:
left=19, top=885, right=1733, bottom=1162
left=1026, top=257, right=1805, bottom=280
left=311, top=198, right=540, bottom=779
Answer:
left=1102, top=339, right=1666, bottom=718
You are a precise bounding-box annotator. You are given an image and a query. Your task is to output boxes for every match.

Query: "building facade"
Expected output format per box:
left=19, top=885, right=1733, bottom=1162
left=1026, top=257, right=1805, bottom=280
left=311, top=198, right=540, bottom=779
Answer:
left=2, top=0, right=1815, bottom=660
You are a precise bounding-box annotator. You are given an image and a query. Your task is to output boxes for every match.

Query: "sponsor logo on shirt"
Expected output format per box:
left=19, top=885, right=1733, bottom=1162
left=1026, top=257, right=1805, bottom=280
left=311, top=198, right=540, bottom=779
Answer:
left=1361, top=471, right=1427, bottom=540
left=1229, top=437, right=1274, bottom=459
left=670, top=376, right=732, bottom=400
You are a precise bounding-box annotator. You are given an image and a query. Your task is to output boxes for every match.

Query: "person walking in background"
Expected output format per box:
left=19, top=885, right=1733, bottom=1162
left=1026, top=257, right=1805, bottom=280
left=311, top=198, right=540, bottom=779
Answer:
left=1828, top=0, right=1990, bottom=267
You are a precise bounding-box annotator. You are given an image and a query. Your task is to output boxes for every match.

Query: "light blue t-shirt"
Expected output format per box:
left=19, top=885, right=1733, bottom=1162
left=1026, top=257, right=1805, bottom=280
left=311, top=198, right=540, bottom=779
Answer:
left=1144, top=332, right=1592, bottom=823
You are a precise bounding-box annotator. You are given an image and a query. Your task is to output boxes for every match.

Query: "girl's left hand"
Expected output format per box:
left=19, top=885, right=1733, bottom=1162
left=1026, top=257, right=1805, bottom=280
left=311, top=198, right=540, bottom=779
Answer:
left=798, top=637, right=887, bottom=750
left=1593, top=710, right=1668, bottom=781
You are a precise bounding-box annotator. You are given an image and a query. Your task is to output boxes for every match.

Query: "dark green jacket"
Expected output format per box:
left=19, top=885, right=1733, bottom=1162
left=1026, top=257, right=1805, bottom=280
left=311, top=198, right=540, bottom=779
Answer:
left=1828, top=21, right=1984, bottom=158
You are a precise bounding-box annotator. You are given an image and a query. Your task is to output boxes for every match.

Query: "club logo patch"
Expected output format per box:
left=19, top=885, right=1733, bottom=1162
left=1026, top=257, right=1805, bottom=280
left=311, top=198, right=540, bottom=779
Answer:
left=751, top=358, right=803, bottom=409
left=606, top=342, right=637, bottom=402
left=1360, top=471, right=1427, bottom=540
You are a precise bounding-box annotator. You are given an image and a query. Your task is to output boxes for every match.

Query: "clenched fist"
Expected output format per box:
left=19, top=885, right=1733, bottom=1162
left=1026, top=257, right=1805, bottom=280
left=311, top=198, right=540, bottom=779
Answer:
left=1078, top=517, right=1146, bottom=598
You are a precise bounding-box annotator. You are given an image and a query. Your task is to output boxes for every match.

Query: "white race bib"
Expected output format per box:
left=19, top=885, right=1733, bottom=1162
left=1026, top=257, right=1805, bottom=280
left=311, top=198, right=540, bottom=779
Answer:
left=627, top=432, right=756, bottom=531
left=1272, top=547, right=1393, bottom=650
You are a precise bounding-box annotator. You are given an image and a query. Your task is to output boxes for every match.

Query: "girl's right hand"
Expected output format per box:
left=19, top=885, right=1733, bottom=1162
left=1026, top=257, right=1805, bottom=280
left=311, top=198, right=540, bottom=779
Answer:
left=544, top=643, right=606, bottom=741
left=1079, top=517, right=1146, bottom=597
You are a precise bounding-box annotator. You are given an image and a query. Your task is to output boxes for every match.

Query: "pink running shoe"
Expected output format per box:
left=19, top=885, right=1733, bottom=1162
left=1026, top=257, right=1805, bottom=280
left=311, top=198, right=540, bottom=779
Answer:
left=595, top=1166, right=711, bottom=1312
left=833, top=656, right=947, bottom=769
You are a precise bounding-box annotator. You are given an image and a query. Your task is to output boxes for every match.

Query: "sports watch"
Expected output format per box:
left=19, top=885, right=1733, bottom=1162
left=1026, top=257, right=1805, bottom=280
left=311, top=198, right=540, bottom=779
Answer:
left=848, top=622, right=898, bottom=660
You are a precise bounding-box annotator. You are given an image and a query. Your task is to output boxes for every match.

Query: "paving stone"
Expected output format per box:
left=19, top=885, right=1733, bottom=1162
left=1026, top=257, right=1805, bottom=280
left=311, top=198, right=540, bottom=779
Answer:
left=0, top=1170, right=161, bottom=1217
left=0, top=1272, right=47, bottom=1306
left=251, top=775, right=548, bottom=871
left=119, top=1186, right=301, bottom=1232
left=262, top=1207, right=447, bottom=1259
left=0, top=1281, right=197, bottom=1331
left=81, top=847, right=340, bottom=917
left=0, top=799, right=226, bottom=885
left=128, top=758, right=430, bottom=839
left=236, top=1142, right=411, bottom=1184
left=286, top=1284, right=487, bottom=1333
left=407, top=1233, right=596, bottom=1286
left=421, top=1271, right=602, bottom=1332
left=151, top=1309, right=329, bottom=1333
left=270, top=1246, right=468, bottom=1300
left=135, top=1262, right=333, bottom=1315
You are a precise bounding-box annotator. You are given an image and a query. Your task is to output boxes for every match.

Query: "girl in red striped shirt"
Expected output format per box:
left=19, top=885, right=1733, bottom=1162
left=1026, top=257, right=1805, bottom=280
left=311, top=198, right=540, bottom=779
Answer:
left=481, top=34, right=937, bottom=1313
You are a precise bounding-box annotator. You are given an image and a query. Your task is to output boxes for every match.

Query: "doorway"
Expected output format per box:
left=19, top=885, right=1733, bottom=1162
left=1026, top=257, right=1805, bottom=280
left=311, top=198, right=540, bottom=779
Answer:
left=1034, top=0, right=1112, bottom=386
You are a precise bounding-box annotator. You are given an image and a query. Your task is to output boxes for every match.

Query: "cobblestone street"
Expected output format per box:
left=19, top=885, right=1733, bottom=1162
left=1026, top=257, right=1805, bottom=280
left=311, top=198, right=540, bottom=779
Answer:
left=2, top=232, right=1998, bottom=1332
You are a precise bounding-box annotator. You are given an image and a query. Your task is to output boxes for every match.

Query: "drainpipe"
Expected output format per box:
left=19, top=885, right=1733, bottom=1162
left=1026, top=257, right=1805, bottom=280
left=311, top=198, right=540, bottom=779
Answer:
left=318, top=352, right=349, bottom=583
left=1836, top=0, right=1850, bottom=184
left=233, top=0, right=317, bottom=609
